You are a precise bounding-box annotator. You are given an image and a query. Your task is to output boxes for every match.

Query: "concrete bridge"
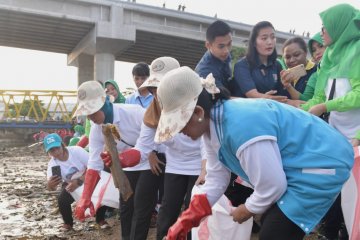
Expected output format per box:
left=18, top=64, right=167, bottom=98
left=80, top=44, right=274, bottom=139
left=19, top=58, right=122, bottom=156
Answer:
left=0, top=0, right=295, bottom=87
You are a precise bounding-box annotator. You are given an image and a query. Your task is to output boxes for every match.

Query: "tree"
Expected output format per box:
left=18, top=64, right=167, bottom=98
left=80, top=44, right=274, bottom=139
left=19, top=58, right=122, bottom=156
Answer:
left=8, top=100, right=49, bottom=120
left=230, top=46, right=246, bottom=70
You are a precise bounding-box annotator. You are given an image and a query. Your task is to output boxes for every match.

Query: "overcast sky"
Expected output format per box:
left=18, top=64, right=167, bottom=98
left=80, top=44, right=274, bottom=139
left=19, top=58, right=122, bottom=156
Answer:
left=0, top=0, right=359, bottom=91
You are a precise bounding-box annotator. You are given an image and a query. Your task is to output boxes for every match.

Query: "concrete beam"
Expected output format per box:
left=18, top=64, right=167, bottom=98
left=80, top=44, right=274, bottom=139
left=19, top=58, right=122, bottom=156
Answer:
left=77, top=54, right=94, bottom=86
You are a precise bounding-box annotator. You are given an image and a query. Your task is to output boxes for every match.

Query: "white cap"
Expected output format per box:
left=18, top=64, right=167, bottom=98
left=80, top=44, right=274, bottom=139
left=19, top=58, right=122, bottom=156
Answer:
left=139, top=57, right=180, bottom=90
left=73, top=81, right=106, bottom=117
left=155, top=66, right=203, bottom=143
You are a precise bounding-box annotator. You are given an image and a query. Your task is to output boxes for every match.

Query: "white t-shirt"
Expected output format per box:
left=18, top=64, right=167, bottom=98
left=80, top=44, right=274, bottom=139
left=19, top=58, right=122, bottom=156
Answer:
left=46, top=146, right=89, bottom=182
left=163, top=133, right=204, bottom=176
left=88, top=104, right=145, bottom=171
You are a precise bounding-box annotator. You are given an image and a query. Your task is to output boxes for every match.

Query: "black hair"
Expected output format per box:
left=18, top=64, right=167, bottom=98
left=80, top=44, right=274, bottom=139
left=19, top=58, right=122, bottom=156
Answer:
left=282, top=37, right=308, bottom=54
left=132, top=62, right=150, bottom=77
left=206, top=20, right=232, bottom=43
left=246, top=21, right=277, bottom=68
left=196, top=87, right=230, bottom=118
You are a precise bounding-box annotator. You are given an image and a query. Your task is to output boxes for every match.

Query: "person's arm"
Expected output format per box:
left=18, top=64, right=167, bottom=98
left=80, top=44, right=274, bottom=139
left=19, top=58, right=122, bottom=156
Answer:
left=199, top=136, right=231, bottom=206
left=234, top=60, right=287, bottom=102
left=88, top=124, right=106, bottom=171
left=300, top=71, right=327, bottom=111
left=237, top=140, right=287, bottom=215
left=284, top=84, right=301, bottom=100
left=47, top=176, right=62, bottom=191
left=245, top=89, right=288, bottom=102
left=325, top=77, right=360, bottom=112
left=134, top=122, right=157, bottom=164
left=299, top=71, right=317, bottom=101
left=46, top=161, right=62, bottom=191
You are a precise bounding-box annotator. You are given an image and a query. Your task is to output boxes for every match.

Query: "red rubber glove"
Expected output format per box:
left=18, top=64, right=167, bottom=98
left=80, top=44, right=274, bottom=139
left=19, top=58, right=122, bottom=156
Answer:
left=76, top=135, right=89, bottom=148
left=74, top=169, right=100, bottom=221
left=166, top=194, right=212, bottom=240
left=100, top=149, right=140, bottom=168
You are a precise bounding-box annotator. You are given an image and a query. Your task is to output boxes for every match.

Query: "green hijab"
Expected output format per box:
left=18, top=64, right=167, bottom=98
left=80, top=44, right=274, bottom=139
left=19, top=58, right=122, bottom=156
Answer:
left=104, top=80, right=126, bottom=103
left=317, top=3, right=360, bottom=87
left=307, top=32, right=323, bottom=56
left=74, top=125, right=85, bottom=135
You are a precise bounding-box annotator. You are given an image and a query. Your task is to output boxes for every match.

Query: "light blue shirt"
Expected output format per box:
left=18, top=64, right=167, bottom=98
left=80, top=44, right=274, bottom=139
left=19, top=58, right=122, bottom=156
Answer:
left=213, top=98, right=353, bottom=234
left=125, top=90, right=153, bottom=108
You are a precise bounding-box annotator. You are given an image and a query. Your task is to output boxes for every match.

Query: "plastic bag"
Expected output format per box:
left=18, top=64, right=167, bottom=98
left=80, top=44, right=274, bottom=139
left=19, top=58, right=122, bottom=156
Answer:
left=342, top=146, right=360, bottom=240
left=70, top=170, right=119, bottom=209
left=191, top=185, right=253, bottom=240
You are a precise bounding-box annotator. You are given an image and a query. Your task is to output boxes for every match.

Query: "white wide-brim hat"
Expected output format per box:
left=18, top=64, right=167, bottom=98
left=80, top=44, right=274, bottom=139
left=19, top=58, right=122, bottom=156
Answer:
left=73, top=81, right=106, bottom=117
left=139, top=57, right=181, bottom=90
left=155, top=66, right=203, bottom=143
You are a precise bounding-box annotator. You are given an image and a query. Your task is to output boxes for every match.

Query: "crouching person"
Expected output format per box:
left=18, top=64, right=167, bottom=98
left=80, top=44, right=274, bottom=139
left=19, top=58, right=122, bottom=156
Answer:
left=45, top=133, right=108, bottom=231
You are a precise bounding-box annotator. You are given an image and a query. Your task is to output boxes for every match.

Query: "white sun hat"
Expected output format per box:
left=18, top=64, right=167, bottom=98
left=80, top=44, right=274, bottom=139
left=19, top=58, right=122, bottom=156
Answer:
left=139, top=57, right=180, bottom=90
left=73, top=81, right=106, bottom=117
left=154, top=66, right=205, bottom=143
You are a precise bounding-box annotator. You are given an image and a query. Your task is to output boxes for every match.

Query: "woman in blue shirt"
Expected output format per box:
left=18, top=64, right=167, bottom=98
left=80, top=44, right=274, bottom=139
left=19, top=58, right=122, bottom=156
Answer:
left=232, top=21, right=288, bottom=101
left=154, top=67, right=353, bottom=240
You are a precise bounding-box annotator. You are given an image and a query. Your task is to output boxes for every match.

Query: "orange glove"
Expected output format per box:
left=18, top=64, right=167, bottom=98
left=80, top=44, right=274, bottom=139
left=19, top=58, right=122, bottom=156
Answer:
left=166, top=194, right=212, bottom=240
left=74, top=169, right=99, bottom=221
left=100, top=149, right=140, bottom=168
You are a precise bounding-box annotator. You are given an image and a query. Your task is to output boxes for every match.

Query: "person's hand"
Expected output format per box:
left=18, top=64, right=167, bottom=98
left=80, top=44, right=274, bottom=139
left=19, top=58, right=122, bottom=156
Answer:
left=286, top=99, right=306, bottom=108
left=351, top=138, right=360, bottom=147
left=65, top=179, right=80, bottom=193
left=101, top=149, right=140, bottom=168
left=100, top=151, right=112, bottom=168
left=149, top=151, right=165, bottom=176
left=264, top=90, right=288, bottom=103
left=74, top=169, right=100, bottom=221
left=309, top=103, right=327, bottom=116
left=47, top=176, right=62, bottom=190
left=166, top=194, right=212, bottom=240
left=230, top=204, right=254, bottom=224
left=195, top=167, right=206, bottom=185
left=280, top=70, right=294, bottom=88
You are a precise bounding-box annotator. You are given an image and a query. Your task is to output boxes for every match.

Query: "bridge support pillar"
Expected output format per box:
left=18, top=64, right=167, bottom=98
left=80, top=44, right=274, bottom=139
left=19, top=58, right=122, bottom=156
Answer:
left=94, top=53, right=115, bottom=84
left=77, top=54, right=94, bottom=86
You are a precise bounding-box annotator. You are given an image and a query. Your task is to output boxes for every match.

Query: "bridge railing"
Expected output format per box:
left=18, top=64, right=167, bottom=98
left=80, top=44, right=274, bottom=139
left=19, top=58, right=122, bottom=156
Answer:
left=0, top=90, right=78, bottom=128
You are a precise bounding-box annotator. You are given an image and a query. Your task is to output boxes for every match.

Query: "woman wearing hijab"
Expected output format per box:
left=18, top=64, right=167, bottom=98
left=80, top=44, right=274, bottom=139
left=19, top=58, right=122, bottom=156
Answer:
left=301, top=3, right=360, bottom=140
left=280, top=33, right=326, bottom=103
left=104, top=80, right=126, bottom=103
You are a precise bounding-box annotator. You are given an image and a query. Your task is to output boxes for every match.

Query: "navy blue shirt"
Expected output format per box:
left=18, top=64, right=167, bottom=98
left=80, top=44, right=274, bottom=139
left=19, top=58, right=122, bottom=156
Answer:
left=195, top=51, right=232, bottom=90
left=233, top=57, right=287, bottom=97
left=293, top=64, right=317, bottom=94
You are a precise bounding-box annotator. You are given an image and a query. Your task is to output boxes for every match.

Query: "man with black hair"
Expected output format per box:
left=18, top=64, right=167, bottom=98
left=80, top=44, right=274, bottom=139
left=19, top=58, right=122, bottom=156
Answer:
left=195, top=20, right=260, bottom=234
left=195, top=20, right=233, bottom=91
left=126, top=62, right=153, bottom=108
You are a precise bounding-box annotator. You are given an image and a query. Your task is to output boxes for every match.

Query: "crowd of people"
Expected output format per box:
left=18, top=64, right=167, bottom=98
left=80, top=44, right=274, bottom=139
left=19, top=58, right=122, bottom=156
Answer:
left=44, top=3, right=360, bottom=240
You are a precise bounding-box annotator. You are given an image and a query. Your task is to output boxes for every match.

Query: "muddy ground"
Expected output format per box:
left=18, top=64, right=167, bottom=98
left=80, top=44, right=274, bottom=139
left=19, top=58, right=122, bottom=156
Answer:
left=0, top=145, right=318, bottom=240
left=0, top=145, right=155, bottom=240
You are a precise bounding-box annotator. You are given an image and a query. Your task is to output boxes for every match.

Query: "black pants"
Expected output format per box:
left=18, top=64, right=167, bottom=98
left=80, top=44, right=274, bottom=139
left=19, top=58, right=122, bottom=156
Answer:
left=58, top=186, right=107, bottom=226
left=156, top=173, right=198, bottom=240
left=224, top=173, right=254, bottom=206
left=321, top=194, right=348, bottom=239
left=259, top=204, right=304, bottom=240
left=120, top=153, right=165, bottom=240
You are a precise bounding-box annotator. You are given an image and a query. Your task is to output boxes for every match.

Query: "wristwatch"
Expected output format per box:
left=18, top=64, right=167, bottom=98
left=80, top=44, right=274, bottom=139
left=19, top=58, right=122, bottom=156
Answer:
left=77, top=179, right=84, bottom=186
